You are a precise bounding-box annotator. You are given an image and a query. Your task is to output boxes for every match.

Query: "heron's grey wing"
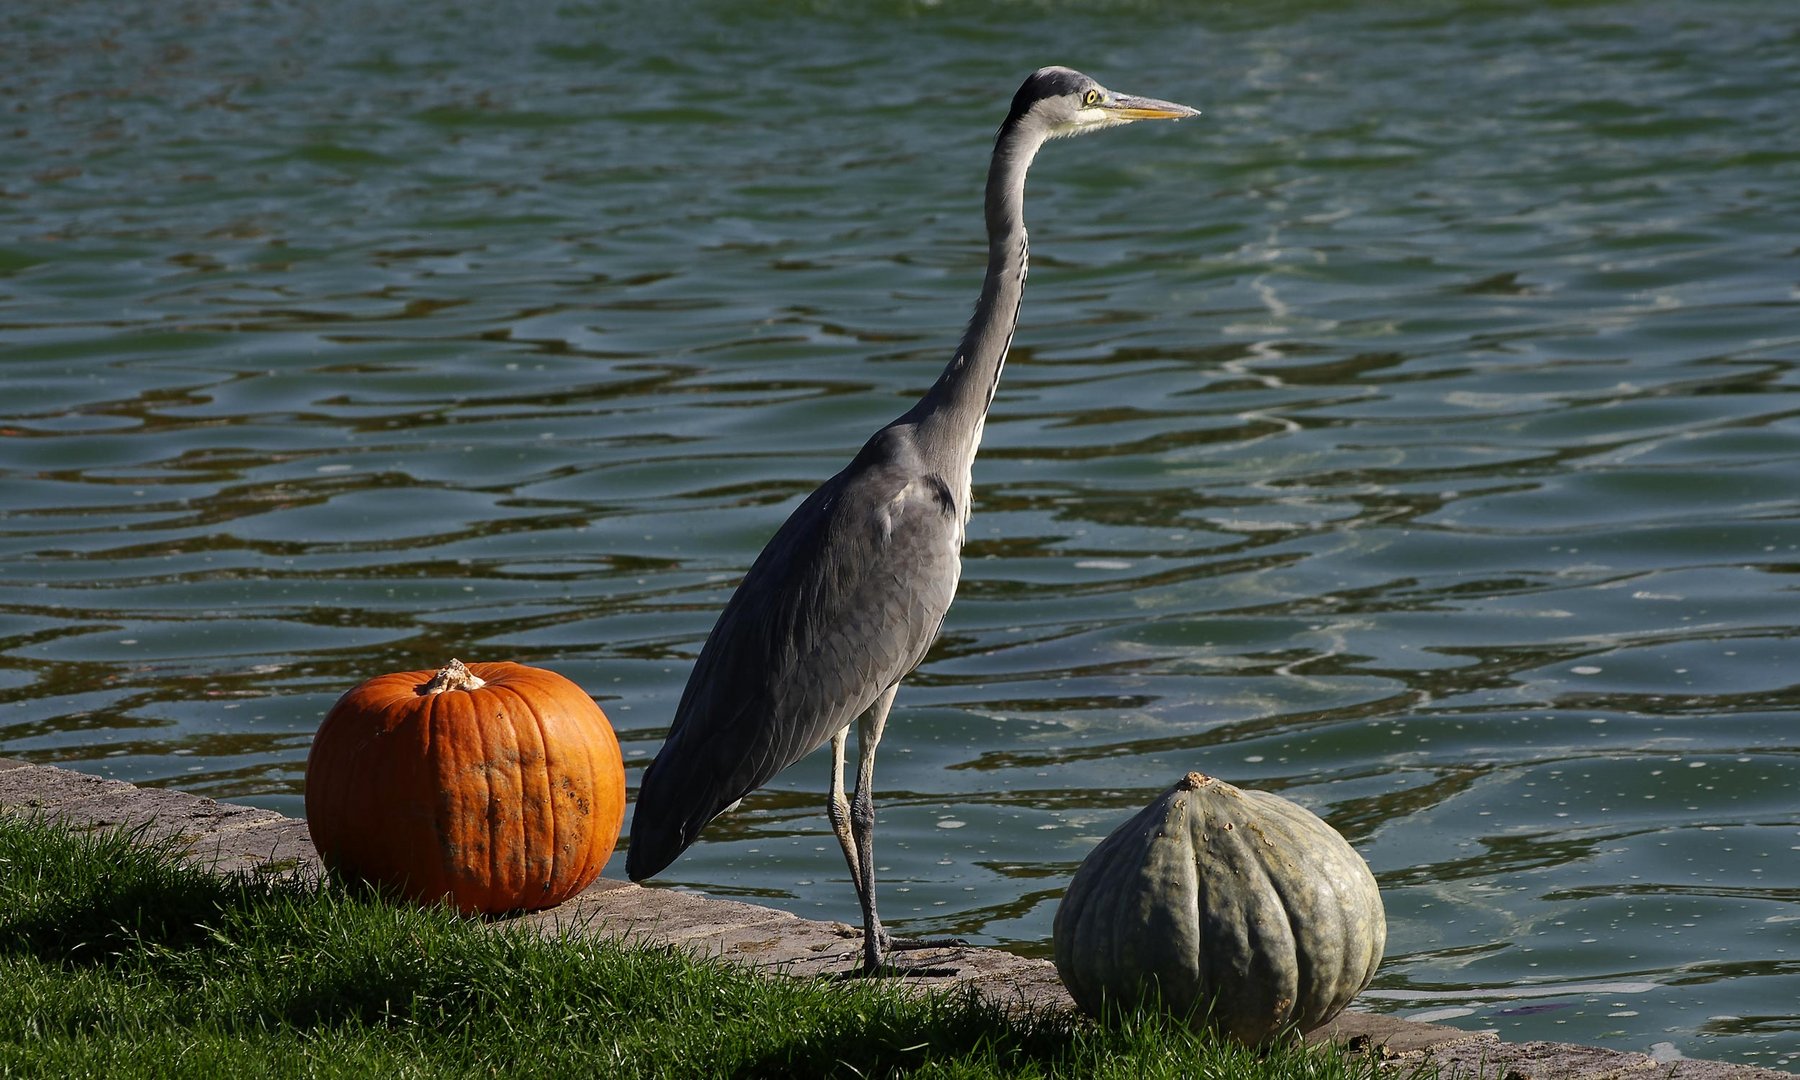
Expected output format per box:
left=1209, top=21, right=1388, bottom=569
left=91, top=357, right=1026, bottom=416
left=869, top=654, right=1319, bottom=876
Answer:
left=627, top=438, right=962, bottom=880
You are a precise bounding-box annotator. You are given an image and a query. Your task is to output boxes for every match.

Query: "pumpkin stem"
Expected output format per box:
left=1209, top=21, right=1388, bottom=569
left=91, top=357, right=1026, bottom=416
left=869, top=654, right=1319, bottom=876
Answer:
left=418, top=658, right=488, bottom=695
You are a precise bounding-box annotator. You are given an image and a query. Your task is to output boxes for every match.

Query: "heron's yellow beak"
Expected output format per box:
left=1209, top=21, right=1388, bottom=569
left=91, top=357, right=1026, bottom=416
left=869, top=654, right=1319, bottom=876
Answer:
left=1104, top=92, right=1201, bottom=121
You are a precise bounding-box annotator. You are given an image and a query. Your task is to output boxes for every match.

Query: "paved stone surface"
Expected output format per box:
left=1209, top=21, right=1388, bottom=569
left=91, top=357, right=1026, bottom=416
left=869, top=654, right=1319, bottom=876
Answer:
left=1307, top=1010, right=1498, bottom=1055
left=1418, top=1039, right=1664, bottom=1079
left=1660, top=1061, right=1800, bottom=1080
left=1397, top=1039, right=1798, bottom=1080
left=1, top=757, right=1789, bottom=1077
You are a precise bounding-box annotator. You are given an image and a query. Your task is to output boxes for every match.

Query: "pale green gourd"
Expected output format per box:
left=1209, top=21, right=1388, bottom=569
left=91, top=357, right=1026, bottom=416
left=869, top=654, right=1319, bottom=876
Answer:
left=1053, top=771, right=1385, bottom=1045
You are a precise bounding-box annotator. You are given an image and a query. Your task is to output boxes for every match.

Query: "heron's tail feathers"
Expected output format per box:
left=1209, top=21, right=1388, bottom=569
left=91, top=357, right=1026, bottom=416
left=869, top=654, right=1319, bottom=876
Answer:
left=623, top=807, right=686, bottom=881
left=625, top=747, right=735, bottom=881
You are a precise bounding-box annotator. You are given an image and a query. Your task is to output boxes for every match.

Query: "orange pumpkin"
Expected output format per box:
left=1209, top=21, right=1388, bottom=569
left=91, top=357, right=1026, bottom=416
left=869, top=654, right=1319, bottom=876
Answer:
left=304, top=659, right=625, bottom=915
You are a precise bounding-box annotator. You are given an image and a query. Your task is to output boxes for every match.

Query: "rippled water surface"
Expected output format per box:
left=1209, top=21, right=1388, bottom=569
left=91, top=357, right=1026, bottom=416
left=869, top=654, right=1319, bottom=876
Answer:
left=4, top=0, right=1797, bottom=1067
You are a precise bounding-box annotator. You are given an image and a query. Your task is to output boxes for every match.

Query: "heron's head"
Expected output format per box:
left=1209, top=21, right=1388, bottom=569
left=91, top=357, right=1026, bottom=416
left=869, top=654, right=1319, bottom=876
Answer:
left=1001, top=66, right=1199, bottom=143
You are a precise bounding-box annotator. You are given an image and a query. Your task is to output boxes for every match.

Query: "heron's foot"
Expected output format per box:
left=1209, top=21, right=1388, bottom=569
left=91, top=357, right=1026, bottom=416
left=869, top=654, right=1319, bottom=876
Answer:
left=886, top=934, right=968, bottom=952
left=829, top=928, right=964, bottom=979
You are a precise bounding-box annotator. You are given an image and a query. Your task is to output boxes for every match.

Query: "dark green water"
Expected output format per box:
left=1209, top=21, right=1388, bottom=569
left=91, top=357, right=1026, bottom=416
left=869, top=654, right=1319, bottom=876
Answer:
left=3, top=0, right=1797, bottom=1066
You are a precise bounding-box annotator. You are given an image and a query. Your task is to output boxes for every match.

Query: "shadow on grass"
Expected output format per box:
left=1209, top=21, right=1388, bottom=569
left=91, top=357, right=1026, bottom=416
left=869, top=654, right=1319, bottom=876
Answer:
left=0, top=814, right=462, bottom=1030
left=726, top=993, right=1081, bottom=1079
left=0, top=816, right=252, bottom=963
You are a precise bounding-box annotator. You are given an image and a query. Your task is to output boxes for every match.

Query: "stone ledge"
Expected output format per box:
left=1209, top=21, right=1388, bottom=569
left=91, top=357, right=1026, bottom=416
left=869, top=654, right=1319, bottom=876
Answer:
left=0, top=757, right=1789, bottom=1079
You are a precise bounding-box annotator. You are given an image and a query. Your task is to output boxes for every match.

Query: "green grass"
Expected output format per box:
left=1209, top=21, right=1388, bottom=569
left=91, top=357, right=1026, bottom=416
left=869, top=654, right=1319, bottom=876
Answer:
left=0, top=812, right=1402, bottom=1079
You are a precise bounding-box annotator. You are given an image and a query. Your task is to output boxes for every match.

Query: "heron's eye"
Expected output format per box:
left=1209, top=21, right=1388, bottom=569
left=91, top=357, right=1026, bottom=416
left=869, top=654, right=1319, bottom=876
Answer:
left=1082, top=89, right=1102, bottom=107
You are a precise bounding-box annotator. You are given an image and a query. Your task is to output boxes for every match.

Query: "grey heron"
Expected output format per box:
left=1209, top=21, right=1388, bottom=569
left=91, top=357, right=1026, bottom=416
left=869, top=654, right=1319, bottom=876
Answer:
left=626, top=67, right=1198, bottom=973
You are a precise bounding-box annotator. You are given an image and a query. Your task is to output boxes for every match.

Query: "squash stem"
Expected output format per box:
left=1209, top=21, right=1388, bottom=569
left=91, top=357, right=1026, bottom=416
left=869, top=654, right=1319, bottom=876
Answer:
left=419, top=658, right=488, bottom=695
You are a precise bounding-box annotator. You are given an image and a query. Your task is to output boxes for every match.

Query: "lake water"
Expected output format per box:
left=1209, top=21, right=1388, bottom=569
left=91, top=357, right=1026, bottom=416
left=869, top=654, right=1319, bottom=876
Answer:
left=3, top=0, right=1796, bottom=1068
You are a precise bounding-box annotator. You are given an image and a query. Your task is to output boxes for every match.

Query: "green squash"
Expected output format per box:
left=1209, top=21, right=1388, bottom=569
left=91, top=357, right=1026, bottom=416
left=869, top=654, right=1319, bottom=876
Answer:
left=1053, top=771, right=1385, bottom=1045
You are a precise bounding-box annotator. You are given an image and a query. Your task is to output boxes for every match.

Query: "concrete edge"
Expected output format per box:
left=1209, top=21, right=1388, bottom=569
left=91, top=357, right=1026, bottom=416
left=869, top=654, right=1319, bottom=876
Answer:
left=0, top=757, right=1789, bottom=1079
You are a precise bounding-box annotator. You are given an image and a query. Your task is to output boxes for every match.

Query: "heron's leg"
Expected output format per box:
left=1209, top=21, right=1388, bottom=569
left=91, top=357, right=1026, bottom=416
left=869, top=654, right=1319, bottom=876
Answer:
left=850, top=684, right=897, bottom=973
left=826, top=725, right=861, bottom=891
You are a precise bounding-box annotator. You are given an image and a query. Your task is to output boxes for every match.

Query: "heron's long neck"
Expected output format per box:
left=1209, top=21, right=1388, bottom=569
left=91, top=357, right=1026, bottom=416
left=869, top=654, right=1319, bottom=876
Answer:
left=905, top=123, right=1043, bottom=488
